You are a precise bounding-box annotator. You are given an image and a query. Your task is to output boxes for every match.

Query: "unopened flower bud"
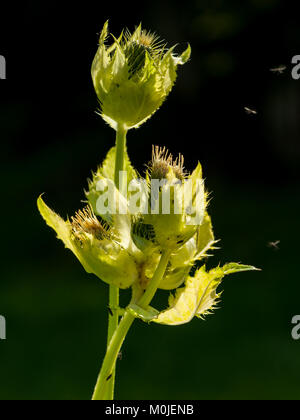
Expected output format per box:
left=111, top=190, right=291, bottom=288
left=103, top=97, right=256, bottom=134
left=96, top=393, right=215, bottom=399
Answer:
left=91, top=22, right=191, bottom=130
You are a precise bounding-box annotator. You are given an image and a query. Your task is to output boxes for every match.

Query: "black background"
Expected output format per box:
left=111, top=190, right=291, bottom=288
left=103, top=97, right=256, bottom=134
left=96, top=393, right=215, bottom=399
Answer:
left=0, top=0, right=300, bottom=400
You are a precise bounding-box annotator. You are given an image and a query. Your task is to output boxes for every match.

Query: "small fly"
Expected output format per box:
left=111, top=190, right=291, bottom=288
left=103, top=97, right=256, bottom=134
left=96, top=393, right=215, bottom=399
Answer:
left=268, top=240, right=280, bottom=250
left=270, top=65, right=287, bottom=75
left=244, top=107, right=257, bottom=116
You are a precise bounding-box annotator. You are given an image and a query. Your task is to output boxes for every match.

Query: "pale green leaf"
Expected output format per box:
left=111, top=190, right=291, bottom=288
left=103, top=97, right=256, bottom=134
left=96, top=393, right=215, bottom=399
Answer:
left=177, top=43, right=191, bottom=65
left=153, top=263, right=259, bottom=326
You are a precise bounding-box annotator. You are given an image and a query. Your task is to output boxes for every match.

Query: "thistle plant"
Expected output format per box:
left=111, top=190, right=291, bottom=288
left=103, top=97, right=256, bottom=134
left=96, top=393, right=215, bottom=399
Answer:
left=37, top=22, right=258, bottom=400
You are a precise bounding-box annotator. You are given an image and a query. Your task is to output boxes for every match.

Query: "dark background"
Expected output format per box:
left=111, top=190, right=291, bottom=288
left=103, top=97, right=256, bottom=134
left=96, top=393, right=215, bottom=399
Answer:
left=0, top=0, right=300, bottom=400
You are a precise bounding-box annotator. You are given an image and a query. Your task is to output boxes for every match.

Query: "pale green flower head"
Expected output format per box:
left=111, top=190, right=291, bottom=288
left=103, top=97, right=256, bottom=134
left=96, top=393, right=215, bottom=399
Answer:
left=91, top=21, right=191, bottom=130
left=37, top=196, right=138, bottom=288
left=133, top=146, right=207, bottom=251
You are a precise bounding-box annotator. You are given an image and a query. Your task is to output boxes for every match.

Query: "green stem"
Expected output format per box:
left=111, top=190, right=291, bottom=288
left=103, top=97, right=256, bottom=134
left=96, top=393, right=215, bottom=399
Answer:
left=138, top=251, right=170, bottom=308
left=92, top=250, right=171, bottom=400
left=114, top=125, right=127, bottom=194
left=106, top=125, right=127, bottom=400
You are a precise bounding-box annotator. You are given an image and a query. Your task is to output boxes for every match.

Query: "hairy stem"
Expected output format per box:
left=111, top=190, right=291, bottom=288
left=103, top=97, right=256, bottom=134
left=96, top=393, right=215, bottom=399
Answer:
left=92, top=250, right=171, bottom=400
left=106, top=125, right=127, bottom=400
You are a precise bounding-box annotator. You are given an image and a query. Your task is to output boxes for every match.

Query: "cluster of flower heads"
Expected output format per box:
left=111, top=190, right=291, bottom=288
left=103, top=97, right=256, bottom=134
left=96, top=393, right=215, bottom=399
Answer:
left=38, top=22, right=257, bottom=327
left=38, top=145, right=257, bottom=326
